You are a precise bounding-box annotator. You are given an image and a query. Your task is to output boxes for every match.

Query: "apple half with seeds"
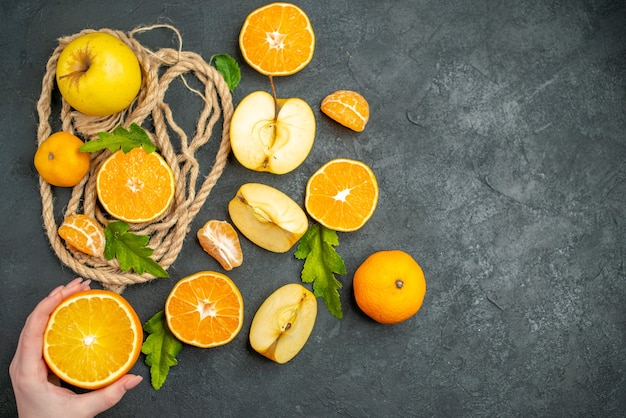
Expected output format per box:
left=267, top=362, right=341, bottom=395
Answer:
left=230, top=91, right=315, bottom=174
left=249, top=283, right=317, bottom=364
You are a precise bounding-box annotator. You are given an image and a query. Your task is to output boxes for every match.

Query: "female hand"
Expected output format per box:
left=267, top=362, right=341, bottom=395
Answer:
left=9, top=278, right=143, bottom=418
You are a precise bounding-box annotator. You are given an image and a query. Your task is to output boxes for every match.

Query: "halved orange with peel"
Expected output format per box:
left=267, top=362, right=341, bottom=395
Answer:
left=305, top=158, right=379, bottom=232
left=239, top=2, right=315, bottom=76
left=96, top=147, right=175, bottom=223
left=165, top=271, right=244, bottom=348
left=43, top=290, right=143, bottom=390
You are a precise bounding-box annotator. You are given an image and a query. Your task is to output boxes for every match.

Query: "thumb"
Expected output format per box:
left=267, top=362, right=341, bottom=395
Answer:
left=77, top=375, right=143, bottom=416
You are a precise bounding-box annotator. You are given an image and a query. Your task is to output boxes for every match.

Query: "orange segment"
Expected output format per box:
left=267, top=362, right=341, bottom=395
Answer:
left=305, top=158, right=379, bottom=232
left=197, top=220, right=243, bottom=271
left=165, top=271, right=244, bottom=348
left=321, top=90, right=370, bottom=132
left=239, top=2, right=315, bottom=76
left=96, top=147, right=175, bottom=223
left=43, top=290, right=143, bottom=390
left=58, top=214, right=105, bottom=257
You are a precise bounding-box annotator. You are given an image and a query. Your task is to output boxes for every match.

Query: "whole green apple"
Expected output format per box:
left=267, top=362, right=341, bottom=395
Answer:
left=56, top=32, right=142, bottom=116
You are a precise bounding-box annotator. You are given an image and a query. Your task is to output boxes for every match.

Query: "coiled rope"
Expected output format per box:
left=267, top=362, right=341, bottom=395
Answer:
left=36, top=26, right=233, bottom=292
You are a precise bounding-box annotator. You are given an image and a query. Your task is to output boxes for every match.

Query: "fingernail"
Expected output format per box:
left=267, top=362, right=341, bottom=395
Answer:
left=48, top=285, right=64, bottom=297
left=81, top=279, right=92, bottom=289
left=66, top=277, right=83, bottom=288
left=124, top=375, right=144, bottom=391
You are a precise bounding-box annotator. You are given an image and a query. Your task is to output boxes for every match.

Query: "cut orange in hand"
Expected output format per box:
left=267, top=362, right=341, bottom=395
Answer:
left=96, top=147, right=175, bottom=223
left=165, top=271, right=244, bottom=348
left=58, top=214, right=105, bottom=257
left=321, top=90, right=370, bottom=132
left=197, top=220, right=243, bottom=271
left=305, top=158, right=379, bottom=232
left=239, top=2, right=315, bottom=76
left=43, top=289, right=143, bottom=390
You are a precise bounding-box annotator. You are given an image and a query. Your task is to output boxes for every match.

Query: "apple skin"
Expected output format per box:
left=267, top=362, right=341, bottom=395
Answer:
left=228, top=183, right=308, bottom=253
left=56, top=32, right=142, bottom=116
left=230, top=90, right=315, bottom=174
left=249, top=283, right=317, bottom=364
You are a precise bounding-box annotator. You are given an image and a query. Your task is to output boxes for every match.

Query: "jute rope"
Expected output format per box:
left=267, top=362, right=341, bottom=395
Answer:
left=36, top=26, right=233, bottom=293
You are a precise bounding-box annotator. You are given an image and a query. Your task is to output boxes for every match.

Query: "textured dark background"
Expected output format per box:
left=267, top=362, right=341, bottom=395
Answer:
left=1, top=1, right=625, bottom=417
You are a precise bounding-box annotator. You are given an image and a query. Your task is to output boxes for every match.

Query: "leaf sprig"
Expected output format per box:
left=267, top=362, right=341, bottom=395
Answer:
left=141, top=310, right=182, bottom=390
left=104, top=221, right=169, bottom=278
left=210, top=54, right=241, bottom=92
left=295, top=223, right=347, bottom=319
left=79, top=123, right=156, bottom=154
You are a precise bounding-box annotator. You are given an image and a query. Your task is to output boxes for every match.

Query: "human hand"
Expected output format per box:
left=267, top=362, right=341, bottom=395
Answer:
left=9, top=278, right=143, bottom=418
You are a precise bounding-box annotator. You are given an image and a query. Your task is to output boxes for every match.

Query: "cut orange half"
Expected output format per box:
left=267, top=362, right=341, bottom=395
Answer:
left=165, top=271, right=244, bottom=348
left=96, top=147, right=175, bottom=223
left=305, top=158, right=379, bottom=232
left=239, top=2, right=315, bottom=76
left=58, top=214, right=105, bottom=257
left=43, top=290, right=143, bottom=390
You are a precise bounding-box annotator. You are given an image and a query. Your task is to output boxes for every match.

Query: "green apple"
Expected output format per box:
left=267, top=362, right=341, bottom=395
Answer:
left=230, top=90, right=315, bottom=174
left=249, top=283, right=317, bottom=364
left=56, top=32, right=142, bottom=116
left=228, top=183, right=308, bottom=253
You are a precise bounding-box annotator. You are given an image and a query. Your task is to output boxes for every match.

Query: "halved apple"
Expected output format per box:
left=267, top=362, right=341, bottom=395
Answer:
left=230, top=90, right=315, bottom=174
left=249, top=283, right=317, bottom=364
left=228, top=183, right=308, bottom=253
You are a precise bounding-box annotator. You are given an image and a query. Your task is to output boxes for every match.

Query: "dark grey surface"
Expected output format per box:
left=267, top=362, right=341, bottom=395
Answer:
left=1, top=1, right=625, bottom=417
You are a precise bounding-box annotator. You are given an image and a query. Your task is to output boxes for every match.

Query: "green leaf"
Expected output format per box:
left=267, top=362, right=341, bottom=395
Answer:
left=141, top=310, right=183, bottom=390
left=210, top=54, right=241, bottom=92
left=295, top=223, right=346, bottom=319
left=104, top=221, right=169, bottom=278
left=79, top=123, right=156, bottom=153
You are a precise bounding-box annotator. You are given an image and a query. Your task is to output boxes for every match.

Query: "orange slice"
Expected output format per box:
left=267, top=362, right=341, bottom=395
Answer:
left=321, top=90, right=370, bottom=132
left=165, top=271, right=244, bottom=348
left=239, top=2, right=315, bottom=76
left=305, top=158, right=379, bottom=232
left=197, top=220, right=243, bottom=271
left=96, top=147, right=175, bottom=223
left=43, top=290, right=143, bottom=390
left=58, top=214, right=105, bottom=257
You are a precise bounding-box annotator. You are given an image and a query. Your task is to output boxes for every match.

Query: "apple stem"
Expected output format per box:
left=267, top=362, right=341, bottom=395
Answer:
left=269, top=75, right=279, bottom=122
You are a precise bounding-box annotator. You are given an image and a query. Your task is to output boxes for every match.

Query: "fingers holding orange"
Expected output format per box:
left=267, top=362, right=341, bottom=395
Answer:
left=43, top=290, right=143, bottom=389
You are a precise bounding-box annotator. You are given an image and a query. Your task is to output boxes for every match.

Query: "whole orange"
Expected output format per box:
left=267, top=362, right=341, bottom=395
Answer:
left=34, top=132, right=90, bottom=187
left=353, top=250, right=426, bottom=324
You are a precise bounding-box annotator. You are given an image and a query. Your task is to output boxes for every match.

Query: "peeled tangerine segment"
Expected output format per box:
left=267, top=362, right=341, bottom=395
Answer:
left=197, top=220, right=243, bottom=271
left=249, top=283, right=317, bottom=364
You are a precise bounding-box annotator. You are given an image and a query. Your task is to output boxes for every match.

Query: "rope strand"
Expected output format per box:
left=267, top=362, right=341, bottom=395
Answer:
left=36, top=27, right=233, bottom=292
